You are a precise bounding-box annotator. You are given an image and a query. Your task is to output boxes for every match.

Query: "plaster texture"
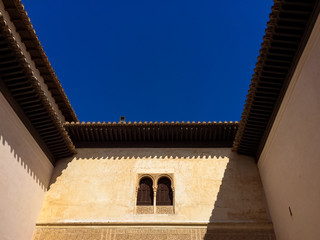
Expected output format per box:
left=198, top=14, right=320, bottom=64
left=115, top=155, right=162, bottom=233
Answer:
left=38, top=148, right=270, bottom=224
left=0, top=91, right=54, bottom=240
left=258, top=14, right=320, bottom=240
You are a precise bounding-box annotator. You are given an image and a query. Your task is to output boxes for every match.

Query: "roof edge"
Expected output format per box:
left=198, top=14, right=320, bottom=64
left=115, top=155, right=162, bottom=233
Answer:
left=64, top=121, right=239, bottom=148
left=2, top=0, right=78, bottom=122
left=0, top=12, right=76, bottom=162
left=65, top=120, right=239, bottom=126
left=233, top=0, right=320, bottom=159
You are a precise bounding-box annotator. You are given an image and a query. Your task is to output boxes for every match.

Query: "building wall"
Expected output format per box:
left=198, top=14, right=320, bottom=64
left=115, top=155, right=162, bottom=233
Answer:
left=37, top=147, right=270, bottom=224
left=0, top=92, right=54, bottom=240
left=258, top=14, right=320, bottom=240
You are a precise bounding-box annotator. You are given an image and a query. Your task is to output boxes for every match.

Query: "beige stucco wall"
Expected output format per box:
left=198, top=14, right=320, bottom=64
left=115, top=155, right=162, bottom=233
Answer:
left=38, top=148, right=269, bottom=224
left=0, top=91, right=54, bottom=240
left=258, top=14, right=320, bottom=240
left=0, top=3, right=66, bottom=122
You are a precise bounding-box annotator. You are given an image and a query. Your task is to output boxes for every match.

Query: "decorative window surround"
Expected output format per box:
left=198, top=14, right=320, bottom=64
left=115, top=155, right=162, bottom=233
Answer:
left=135, top=173, right=175, bottom=214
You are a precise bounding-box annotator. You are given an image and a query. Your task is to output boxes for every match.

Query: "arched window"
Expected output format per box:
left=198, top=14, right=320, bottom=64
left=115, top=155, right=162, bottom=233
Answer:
left=156, top=177, right=173, bottom=205
left=137, top=177, right=153, bottom=205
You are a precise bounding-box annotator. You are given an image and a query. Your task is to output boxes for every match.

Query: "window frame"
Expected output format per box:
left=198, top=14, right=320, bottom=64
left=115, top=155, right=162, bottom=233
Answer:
left=136, top=177, right=154, bottom=206
left=135, top=173, right=175, bottom=214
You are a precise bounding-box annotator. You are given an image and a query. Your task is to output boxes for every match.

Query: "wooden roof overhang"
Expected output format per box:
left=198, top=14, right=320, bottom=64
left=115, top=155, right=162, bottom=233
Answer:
left=2, top=0, right=77, bottom=122
left=64, top=121, right=238, bottom=148
left=233, top=0, right=320, bottom=159
left=0, top=13, right=76, bottom=163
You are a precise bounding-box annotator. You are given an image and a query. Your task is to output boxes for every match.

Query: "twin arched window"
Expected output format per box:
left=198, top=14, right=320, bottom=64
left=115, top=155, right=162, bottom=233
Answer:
left=137, top=176, right=173, bottom=206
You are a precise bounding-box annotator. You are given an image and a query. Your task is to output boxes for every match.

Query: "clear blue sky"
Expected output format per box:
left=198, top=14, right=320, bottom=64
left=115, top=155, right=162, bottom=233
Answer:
left=23, top=1, right=273, bottom=122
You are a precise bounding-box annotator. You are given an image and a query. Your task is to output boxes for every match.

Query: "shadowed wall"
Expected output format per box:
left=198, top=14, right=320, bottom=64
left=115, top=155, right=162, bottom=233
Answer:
left=0, top=92, right=53, bottom=240
left=258, top=13, right=320, bottom=240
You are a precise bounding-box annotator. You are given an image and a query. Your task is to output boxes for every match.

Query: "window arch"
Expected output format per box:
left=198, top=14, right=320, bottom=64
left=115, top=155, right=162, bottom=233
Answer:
left=156, top=177, right=173, bottom=206
left=137, top=177, right=153, bottom=206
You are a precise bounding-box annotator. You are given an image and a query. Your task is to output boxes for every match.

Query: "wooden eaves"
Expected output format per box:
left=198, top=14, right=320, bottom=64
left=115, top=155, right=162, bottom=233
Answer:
left=2, top=0, right=77, bottom=122
left=233, top=0, right=320, bottom=160
left=0, top=12, right=76, bottom=163
left=64, top=121, right=238, bottom=148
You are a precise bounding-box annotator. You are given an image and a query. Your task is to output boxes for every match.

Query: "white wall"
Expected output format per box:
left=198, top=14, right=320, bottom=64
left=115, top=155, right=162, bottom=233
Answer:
left=0, top=92, right=54, bottom=240
left=258, top=14, right=320, bottom=240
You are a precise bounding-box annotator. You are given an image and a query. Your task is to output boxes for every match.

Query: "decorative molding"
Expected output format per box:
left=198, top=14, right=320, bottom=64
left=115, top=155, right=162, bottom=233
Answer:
left=136, top=206, right=154, bottom=214
left=156, top=206, right=174, bottom=215
left=33, top=223, right=275, bottom=240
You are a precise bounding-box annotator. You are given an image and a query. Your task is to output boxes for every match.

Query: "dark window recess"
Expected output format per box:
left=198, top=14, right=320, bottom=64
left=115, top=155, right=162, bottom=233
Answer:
left=156, top=177, right=173, bottom=206
left=137, top=177, right=153, bottom=205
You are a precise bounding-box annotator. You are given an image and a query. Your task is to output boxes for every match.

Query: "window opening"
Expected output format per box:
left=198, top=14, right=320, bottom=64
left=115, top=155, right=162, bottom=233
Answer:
left=137, top=177, right=153, bottom=205
left=156, top=177, right=173, bottom=205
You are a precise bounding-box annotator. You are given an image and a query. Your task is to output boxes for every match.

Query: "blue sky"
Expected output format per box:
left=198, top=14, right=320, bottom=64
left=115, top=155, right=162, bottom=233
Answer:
left=23, top=1, right=273, bottom=122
